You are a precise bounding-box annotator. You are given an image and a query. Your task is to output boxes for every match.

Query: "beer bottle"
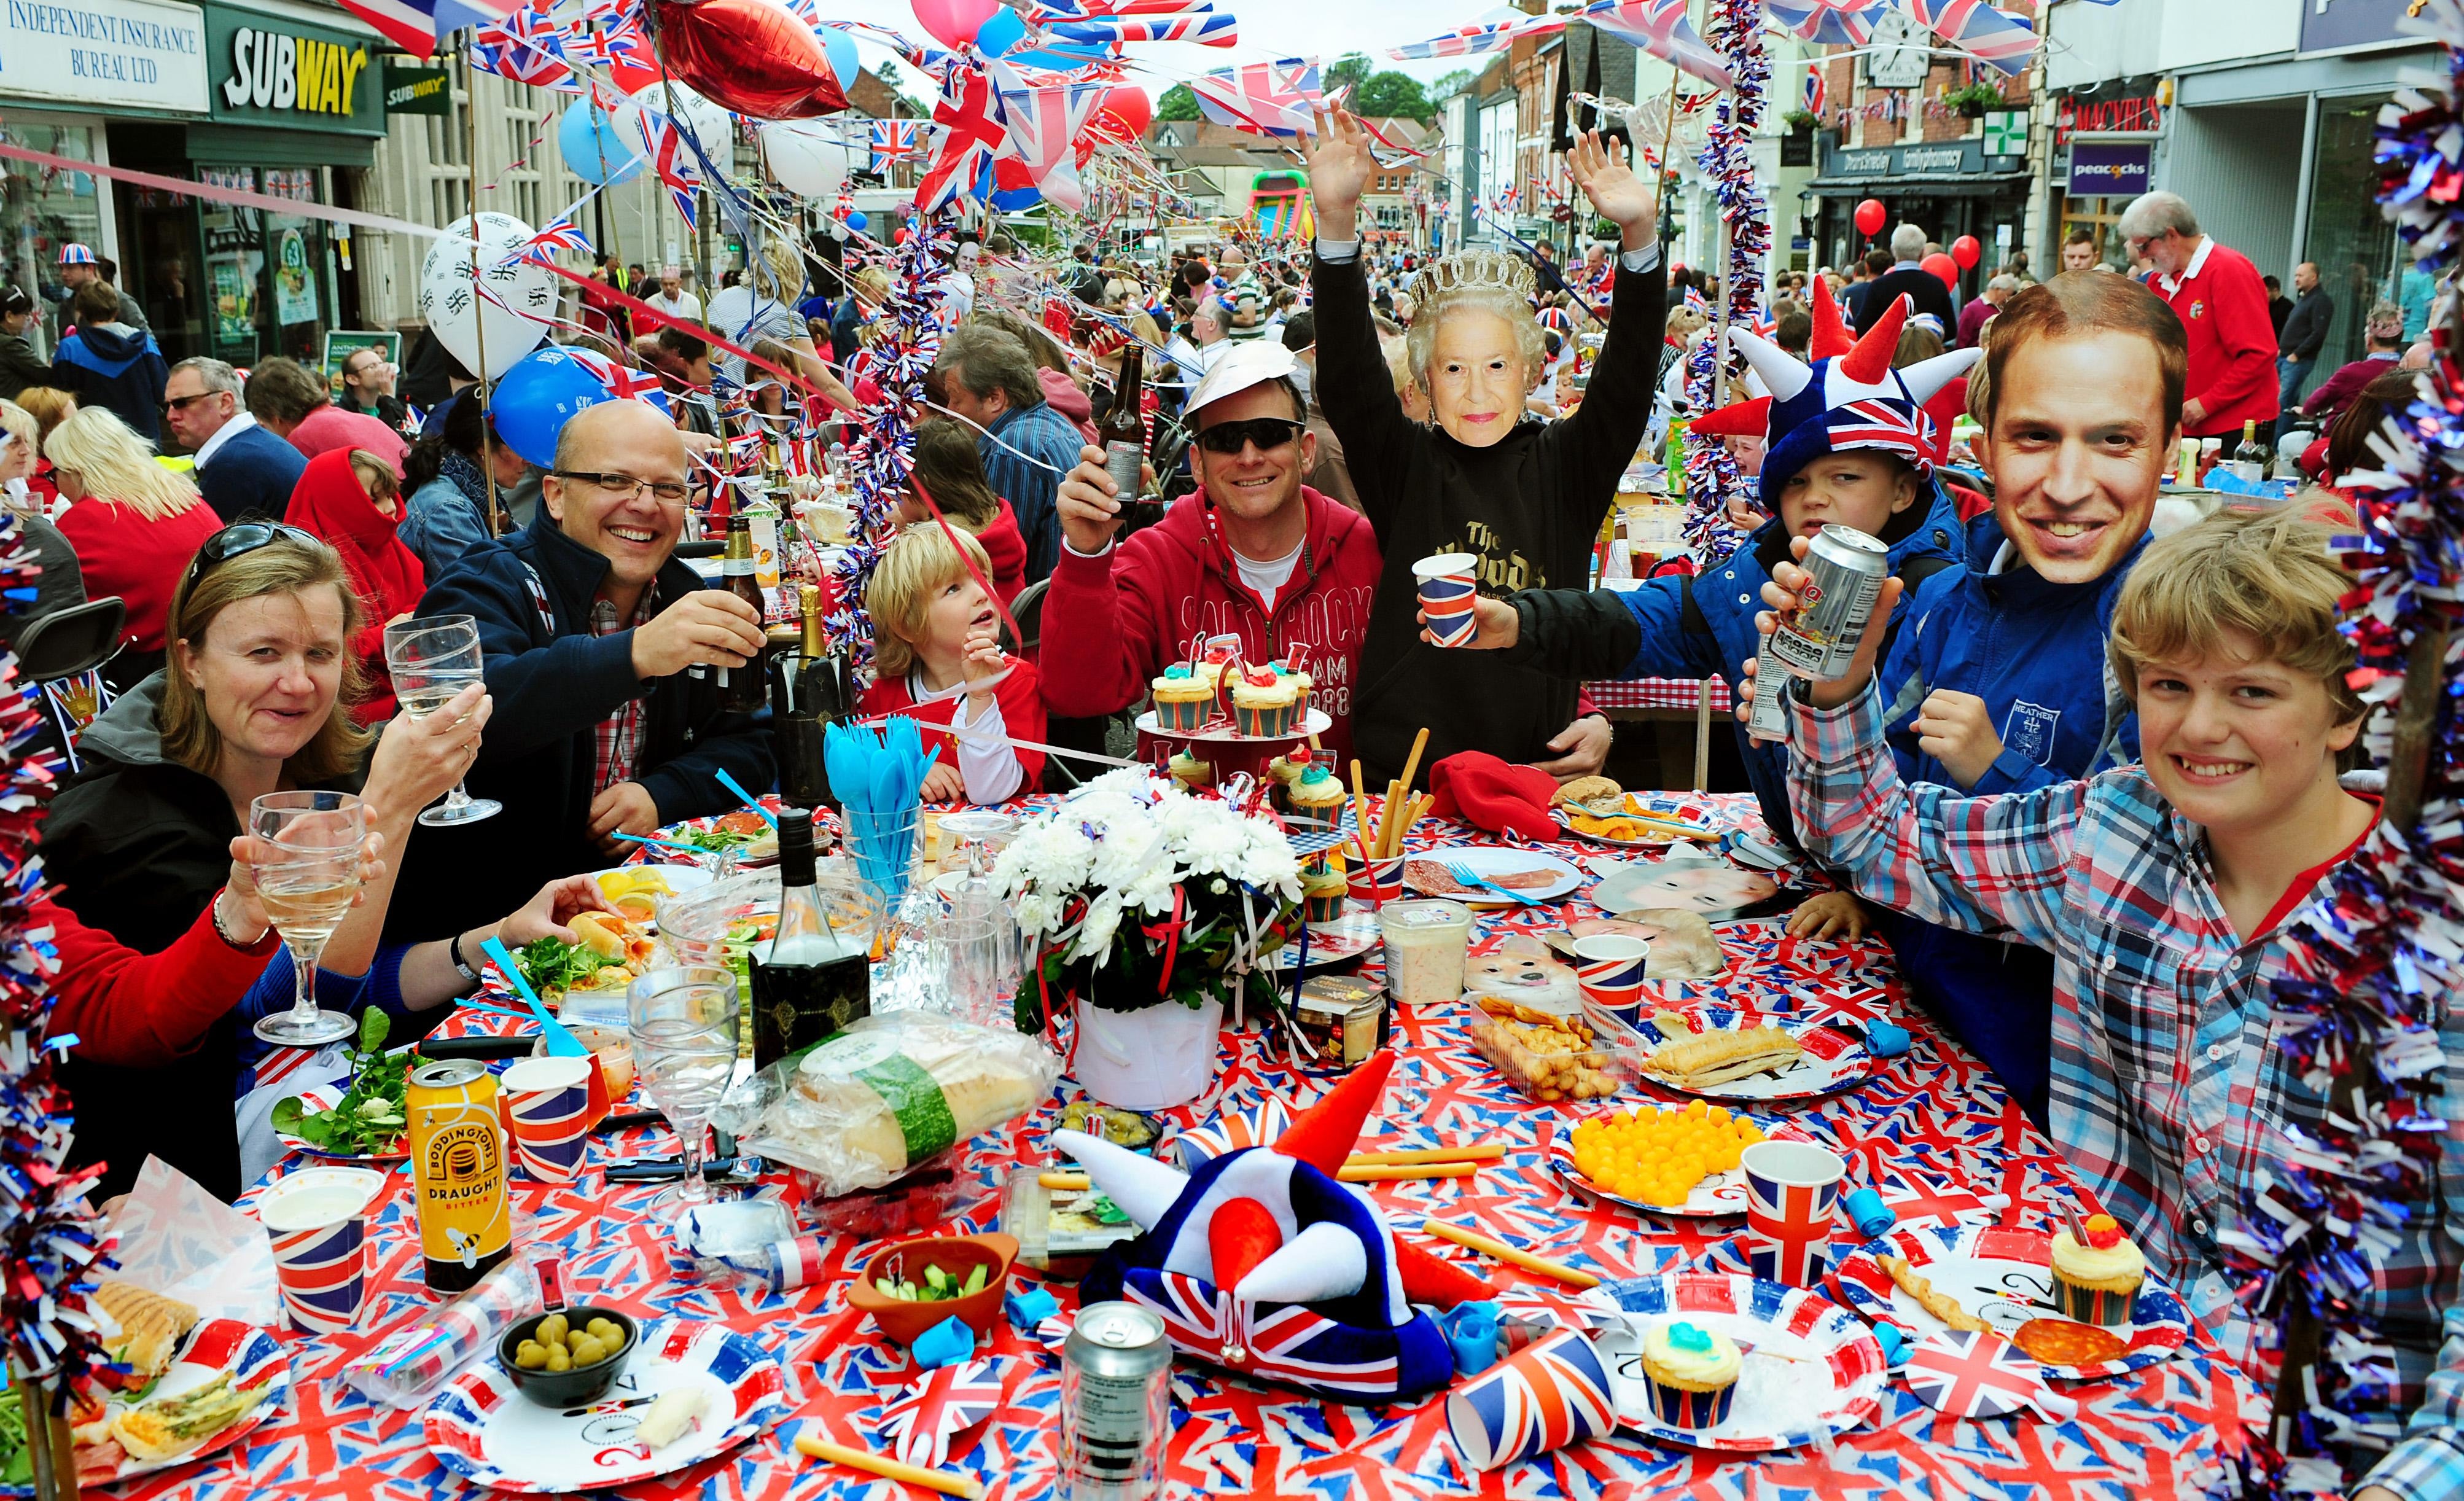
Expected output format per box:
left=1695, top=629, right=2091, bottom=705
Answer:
left=718, top=513, right=768, bottom=712
left=1099, top=343, right=1147, bottom=502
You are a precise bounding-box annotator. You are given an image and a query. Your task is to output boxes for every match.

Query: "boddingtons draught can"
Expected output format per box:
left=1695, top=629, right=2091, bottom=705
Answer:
left=408, top=1059, right=512, bottom=1292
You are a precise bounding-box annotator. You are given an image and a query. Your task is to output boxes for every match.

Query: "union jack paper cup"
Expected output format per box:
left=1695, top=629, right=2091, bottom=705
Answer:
left=1445, top=1328, right=1616, bottom=1470
left=501, top=1055, right=595, bottom=1183
left=1347, top=854, right=1405, bottom=906
left=1414, top=553, right=1481, bottom=649
left=1571, top=935, right=1651, bottom=1024
left=259, top=1166, right=386, bottom=1335
left=1741, top=1139, right=1847, bottom=1288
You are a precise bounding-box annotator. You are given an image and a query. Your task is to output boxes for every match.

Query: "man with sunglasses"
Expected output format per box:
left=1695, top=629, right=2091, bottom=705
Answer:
left=338, top=345, right=414, bottom=439
left=163, top=357, right=306, bottom=523
left=1042, top=340, right=1382, bottom=766
left=407, top=400, right=773, bottom=935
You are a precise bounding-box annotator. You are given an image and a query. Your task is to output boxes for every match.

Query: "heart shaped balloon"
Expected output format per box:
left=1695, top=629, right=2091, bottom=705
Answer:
left=648, top=0, right=849, bottom=120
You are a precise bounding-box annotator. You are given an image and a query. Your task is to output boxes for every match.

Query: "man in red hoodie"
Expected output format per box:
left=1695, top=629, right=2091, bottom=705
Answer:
left=1043, top=341, right=1381, bottom=765
left=2118, top=190, right=2277, bottom=443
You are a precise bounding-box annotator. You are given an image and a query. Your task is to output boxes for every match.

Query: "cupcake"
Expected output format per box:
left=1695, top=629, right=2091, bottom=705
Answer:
left=1152, top=665, right=1215, bottom=731
left=1231, top=674, right=1298, bottom=736
left=1301, top=856, right=1349, bottom=924
left=2049, top=1214, right=2145, bottom=1327
left=1274, top=660, right=1314, bottom=722
left=1287, top=762, right=1347, bottom=824
left=1639, top=1320, right=1739, bottom=1429
left=1168, top=751, right=1215, bottom=790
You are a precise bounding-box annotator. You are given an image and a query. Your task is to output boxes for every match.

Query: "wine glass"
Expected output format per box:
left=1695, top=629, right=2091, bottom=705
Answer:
left=249, top=790, right=367, bottom=1048
left=384, top=615, right=502, bottom=827
left=625, top=966, right=743, bottom=1211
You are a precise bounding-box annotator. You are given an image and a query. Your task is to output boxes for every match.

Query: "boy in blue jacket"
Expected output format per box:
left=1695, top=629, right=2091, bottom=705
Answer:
left=1445, top=289, right=1973, bottom=926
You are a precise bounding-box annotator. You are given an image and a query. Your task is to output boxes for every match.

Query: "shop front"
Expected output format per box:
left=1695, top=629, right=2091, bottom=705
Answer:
left=2044, top=90, right=2163, bottom=267
left=106, top=1, right=384, bottom=367
left=0, top=0, right=209, bottom=356
left=1809, top=136, right=2032, bottom=297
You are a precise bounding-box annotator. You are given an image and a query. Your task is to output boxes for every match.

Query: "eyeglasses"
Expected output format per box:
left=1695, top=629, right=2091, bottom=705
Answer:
left=183, top=521, right=321, bottom=590
left=1193, top=417, right=1304, bottom=456
left=550, top=469, right=692, bottom=504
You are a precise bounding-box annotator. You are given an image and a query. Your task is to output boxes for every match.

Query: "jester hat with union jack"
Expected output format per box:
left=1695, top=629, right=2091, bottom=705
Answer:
left=1689, top=276, right=1979, bottom=513
left=1056, top=1052, right=1492, bottom=1405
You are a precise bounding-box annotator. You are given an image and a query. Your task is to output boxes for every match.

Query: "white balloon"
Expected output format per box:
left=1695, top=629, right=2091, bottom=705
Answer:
left=760, top=121, right=856, bottom=198
left=637, top=84, right=735, bottom=181
left=416, top=212, right=555, bottom=381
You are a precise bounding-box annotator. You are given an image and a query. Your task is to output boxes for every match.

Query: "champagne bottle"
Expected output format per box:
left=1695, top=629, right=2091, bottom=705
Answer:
left=747, top=808, right=870, bottom=1067
left=718, top=513, right=768, bottom=712
left=1099, top=343, right=1147, bottom=502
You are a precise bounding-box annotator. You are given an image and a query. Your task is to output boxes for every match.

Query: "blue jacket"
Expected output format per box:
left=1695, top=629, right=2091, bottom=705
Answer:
left=981, top=400, right=1088, bottom=583
left=1867, top=509, right=2150, bottom=1124
left=193, top=420, right=306, bottom=523
left=390, top=509, right=774, bottom=940
left=1500, top=483, right=1964, bottom=848
left=52, top=322, right=168, bottom=442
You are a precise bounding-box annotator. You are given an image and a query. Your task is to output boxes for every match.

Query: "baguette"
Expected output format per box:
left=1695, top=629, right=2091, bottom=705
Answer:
left=1639, top=1026, right=1803, bottom=1087
left=93, top=1282, right=199, bottom=1379
left=1881, top=1255, right=1990, bottom=1333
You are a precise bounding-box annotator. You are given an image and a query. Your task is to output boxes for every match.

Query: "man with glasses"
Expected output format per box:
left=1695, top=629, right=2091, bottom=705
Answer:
left=410, top=399, right=772, bottom=935
left=1042, top=341, right=1382, bottom=766
left=338, top=346, right=414, bottom=438
left=2116, top=190, right=2276, bottom=445
left=163, top=357, right=306, bottom=523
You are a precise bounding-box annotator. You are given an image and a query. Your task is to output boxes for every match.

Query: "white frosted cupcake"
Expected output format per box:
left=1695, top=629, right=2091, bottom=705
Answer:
left=1639, top=1320, right=1740, bottom=1429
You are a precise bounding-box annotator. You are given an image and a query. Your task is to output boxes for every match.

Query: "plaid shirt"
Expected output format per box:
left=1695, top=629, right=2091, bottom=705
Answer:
left=1789, top=683, right=2464, bottom=1498
left=587, top=591, right=654, bottom=792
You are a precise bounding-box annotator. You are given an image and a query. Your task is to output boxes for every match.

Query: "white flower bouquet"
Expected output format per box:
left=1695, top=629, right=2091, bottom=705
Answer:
left=996, top=768, right=1303, bottom=1026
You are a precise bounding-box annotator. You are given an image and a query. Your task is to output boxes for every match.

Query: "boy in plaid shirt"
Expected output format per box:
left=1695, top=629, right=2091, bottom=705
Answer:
left=1760, top=504, right=2463, bottom=1498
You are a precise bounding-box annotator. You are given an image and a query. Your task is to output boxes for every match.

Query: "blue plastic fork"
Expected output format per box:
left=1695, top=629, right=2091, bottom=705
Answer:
left=1443, top=857, right=1547, bottom=906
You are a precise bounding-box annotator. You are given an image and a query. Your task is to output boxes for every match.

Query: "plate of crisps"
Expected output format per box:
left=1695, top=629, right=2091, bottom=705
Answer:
left=1622, top=1008, right=1876, bottom=1102
left=1548, top=1103, right=1814, bottom=1218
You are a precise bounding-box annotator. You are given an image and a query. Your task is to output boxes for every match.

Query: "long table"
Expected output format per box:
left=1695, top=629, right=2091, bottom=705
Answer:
left=128, top=795, right=2256, bottom=1500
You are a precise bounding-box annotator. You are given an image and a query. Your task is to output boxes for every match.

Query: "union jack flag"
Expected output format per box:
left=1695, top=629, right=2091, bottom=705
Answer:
left=870, top=119, right=927, bottom=174
left=1827, top=396, right=1932, bottom=465
left=878, top=1358, right=1008, bottom=1468
left=1764, top=0, right=1884, bottom=45
left=917, top=65, right=1006, bottom=213
left=640, top=109, right=704, bottom=228
left=1030, top=0, right=1215, bottom=15
left=470, top=18, right=575, bottom=89
left=1048, top=11, right=1236, bottom=45
left=1190, top=57, right=1320, bottom=138
left=1803, top=62, right=1828, bottom=117
left=989, top=61, right=1104, bottom=208
left=569, top=349, right=668, bottom=403
left=335, top=0, right=516, bottom=58
left=1581, top=0, right=1733, bottom=88
left=1128, top=1273, right=1401, bottom=1397
left=1902, top=1330, right=2048, bottom=1419
left=517, top=214, right=592, bottom=265
left=1904, top=0, right=2038, bottom=76
left=1389, top=17, right=1553, bottom=61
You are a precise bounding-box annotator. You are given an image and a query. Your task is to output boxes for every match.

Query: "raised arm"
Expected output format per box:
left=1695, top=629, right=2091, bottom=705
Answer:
left=1304, top=107, right=1422, bottom=535
left=1549, top=131, right=1667, bottom=496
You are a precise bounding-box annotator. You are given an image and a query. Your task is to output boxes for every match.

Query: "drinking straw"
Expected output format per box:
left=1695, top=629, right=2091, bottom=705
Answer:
left=478, top=935, right=590, bottom=1058
left=713, top=768, right=779, bottom=829
left=612, top=832, right=708, bottom=854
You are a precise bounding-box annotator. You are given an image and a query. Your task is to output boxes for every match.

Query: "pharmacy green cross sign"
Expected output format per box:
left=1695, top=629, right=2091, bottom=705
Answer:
left=1984, top=109, right=2028, bottom=157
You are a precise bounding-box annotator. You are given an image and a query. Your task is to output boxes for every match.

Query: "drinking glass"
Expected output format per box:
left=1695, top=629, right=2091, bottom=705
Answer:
left=626, top=966, right=743, bottom=1211
left=250, top=790, right=368, bottom=1048
left=383, top=615, right=502, bottom=826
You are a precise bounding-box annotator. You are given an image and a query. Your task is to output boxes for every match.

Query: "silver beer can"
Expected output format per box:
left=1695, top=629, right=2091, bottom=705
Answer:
left=1062, top=1301, right=1172, bottom=1501
left=1748, top=633, right=1791, bottom=739
left=1769, top=523, right=1890, bottom=681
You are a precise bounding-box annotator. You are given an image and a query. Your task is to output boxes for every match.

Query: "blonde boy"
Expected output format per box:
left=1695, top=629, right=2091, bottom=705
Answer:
left=860, top=522, right=1045, bottom=804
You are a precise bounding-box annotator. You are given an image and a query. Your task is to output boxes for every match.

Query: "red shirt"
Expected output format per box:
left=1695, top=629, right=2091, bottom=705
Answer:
left=859, top=655, right=1047, bottom=797
left=2153, top=238, right=2278, bottom=439
left=56, top=496, right=222, bottom=655
left=979, top=499, right=1027, bottom=607
left=286, top=404, right=410, bottom=472
left=43, top=891, right=281, bottom=1066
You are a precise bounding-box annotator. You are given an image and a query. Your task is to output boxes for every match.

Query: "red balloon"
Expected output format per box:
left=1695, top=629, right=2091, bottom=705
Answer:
left=1922, top=252, right=1959, bottom=289
left=1091, top=85, right=1152, bottom=141
left=648, top=0, right=849, bottom=121
left=1854, top=198, right=1886, bottom=236
left=1951, top=235, right=1983, bottom=270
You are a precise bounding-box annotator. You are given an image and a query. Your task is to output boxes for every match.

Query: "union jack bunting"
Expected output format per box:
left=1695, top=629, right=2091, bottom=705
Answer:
left=1127, top=1273, right=1403, bottom=1398
left=870, top=119, right=927, bottom=174
left=1902, top=0, right=2039, bottom=75
left=470, top=18, right=575, bottom=89
left=1581, top=0, right=1734, bottom=88
left=640, top=110, right=704, bottom=228
left=1047, top=11, right=1236, bottom=45
left=1803, top=62, right=1828, bottom=117
left=917, top=65, right=1007, bottom=212
left=1030, top=0, right=1217, bottom=15
left=1764, top=0, right=1885, bottom=45
left=989, top=60, right=1104, bottom=210
left=878, top=1358, right=1008, bottom=1468
left=1902, top=1330, right=2050, bottom=1419
left=569, top=349, right=667, bottom=403
left=1389, top=17, right=1556, bottom=61
left=518, top=214, right=592, bottom=265
left=1190, top=56, right=1320, bottom=138
left=334, top=0, right=514, bottom=58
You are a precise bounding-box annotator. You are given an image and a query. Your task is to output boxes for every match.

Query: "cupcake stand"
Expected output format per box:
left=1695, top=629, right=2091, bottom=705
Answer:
left=1134, top=642, right=1335, bottom=786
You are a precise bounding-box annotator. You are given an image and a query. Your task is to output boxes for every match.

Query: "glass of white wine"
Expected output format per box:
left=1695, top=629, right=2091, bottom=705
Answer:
left=384, top=614, right=502, bottom=827
left=625, top=966, right=743, bottom=1212
left=249, top=790, right=368, bottom=1049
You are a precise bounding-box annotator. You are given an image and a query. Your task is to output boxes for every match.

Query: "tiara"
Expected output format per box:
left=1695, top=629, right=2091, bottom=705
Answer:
left=1406, top=249, right=1537, bottom=309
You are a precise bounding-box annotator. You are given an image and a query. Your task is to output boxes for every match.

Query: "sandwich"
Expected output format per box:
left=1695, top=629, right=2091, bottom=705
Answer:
left=1639, top=1026, right=1804, bottom=1088
left=92, top=1283, right=200, bottom=1380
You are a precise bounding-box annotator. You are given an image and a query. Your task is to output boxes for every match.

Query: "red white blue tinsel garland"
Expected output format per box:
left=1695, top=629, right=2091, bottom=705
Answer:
left=1680, top=0, right=1772, bottom=563
left=0, top=512, right=114, bottom=1417
left=827, top=213, right=956, bottom=681
left=2217, top=7, right=2464, bottom=1492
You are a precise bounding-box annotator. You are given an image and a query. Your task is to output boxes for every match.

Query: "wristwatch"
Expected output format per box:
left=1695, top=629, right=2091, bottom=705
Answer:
left=448, top=929, right=484, bottom=984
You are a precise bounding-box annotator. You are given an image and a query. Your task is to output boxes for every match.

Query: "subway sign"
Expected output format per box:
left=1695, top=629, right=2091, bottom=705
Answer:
left=206, top=8, right=383, bottom=133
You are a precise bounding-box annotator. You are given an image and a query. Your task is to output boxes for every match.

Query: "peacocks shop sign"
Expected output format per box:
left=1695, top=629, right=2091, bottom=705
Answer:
left=207, top=5, right=382, bottom=134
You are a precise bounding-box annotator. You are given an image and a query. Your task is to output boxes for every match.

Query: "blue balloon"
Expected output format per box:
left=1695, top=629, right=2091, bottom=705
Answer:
left=818, top=25, right=860, bottom=88
left=559, top=99, right=642, bottom=187
left=971, top=7, right=1026, bottom=57
left=844, top=210, right=868, bottom=233
left=989, top=182, right=1042, bottom=211
left=491, top=348, right=666, bottom=469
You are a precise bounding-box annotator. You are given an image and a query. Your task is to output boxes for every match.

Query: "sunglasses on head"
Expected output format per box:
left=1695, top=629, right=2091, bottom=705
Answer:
left=183, top=522, right=320, bottom=590
left=1193, top=416, right=1304, bottom=456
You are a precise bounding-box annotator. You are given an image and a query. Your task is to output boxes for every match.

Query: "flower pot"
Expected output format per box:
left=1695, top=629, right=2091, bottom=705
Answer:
left=1073, top=994, right=1223, bottom=1110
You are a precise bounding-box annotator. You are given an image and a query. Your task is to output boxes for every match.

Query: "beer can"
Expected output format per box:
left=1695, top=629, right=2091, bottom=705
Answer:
left=1104, top=440, right=1144, bottom=505
left=1748, top=633, right=1791, bottom=740
left=1061, top=1301, right=1172, bottom=1501
left=407, top=1059, right=512, bottom=1293
left=1769, top=524, right=1890, bottom=682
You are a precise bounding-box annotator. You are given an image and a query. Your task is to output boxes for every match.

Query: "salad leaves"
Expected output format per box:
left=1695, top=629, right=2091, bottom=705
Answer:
left=516, top=935, right=604, bottom=996
left=269, top=1012, right=408, bottom=1156
left=1, top=1390, right=29, bottom=1484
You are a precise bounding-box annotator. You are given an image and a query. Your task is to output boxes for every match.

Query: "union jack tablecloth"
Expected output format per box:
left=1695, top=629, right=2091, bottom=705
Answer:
left=1583, top=677, right=1731, bottom=714
left=141, top=795, right=2258, bottom=1501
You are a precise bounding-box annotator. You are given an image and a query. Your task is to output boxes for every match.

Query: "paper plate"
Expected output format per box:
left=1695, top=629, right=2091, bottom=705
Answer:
left=272, top=1083, right=409, bottom=1163
left=1590, top=1273, right=1887, bottom=1452
left=424, top=1321, right=789, bottom=1492
left=1552, top=797, right=1724, bottom=852
left=1133, top=707, right=1332, bottom=745
left=1622, top=1008, right=1875, bottom=1102
left=1403, top=847, right=1585, bottom=905
left=1262, top=906, right=1383, bottom=971
left=1828, top=1223, right=2189, bottom=1379
left=88, top=1320, right=290, bottom=1483
left=1545, top=1112, right=1813, bottom=1220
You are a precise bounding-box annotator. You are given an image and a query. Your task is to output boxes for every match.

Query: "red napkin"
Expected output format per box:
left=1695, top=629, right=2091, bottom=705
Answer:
left=1427, top=752, right=1561, bottom=840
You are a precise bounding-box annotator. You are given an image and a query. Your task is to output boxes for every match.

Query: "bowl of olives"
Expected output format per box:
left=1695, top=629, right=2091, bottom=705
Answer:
left=497, top=1306, right=639, bottom=1405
